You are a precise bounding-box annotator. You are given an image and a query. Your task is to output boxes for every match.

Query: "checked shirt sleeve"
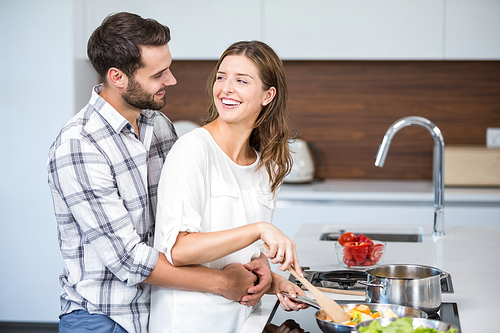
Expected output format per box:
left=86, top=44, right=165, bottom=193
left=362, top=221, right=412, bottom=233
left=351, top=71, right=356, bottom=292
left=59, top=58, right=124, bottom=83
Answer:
left=48, top=137, right=158, bottom=286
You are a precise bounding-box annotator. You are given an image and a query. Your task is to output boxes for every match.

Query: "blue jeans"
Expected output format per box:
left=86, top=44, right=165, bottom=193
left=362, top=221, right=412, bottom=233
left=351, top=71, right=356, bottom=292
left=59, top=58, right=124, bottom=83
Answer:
left=58, top=310, right=128, bottom=333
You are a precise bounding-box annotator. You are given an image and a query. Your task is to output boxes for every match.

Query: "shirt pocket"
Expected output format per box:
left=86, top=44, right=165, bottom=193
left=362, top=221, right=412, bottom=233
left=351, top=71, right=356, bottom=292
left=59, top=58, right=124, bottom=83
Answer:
left=256, top=191, right=275, bottom=210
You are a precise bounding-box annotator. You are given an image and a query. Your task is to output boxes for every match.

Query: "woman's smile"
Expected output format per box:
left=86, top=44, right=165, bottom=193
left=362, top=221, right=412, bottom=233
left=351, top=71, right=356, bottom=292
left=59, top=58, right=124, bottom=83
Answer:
left=221, top=98, right=241, bottom=107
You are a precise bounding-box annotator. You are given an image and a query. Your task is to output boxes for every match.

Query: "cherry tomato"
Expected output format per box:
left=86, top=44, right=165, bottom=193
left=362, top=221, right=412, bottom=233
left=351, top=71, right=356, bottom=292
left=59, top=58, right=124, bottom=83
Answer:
left=343, top=256, right=356, bottom=267
left=356, top=234, right=374, bottom=246
left=338, top=232, right=356, bottom=246
left=343, top=242, right=370, bottom=262
left=368, top=243, right=384, bottom=263
left=343, top=244, right=354, bottom=260
left=361, top=259, right=373, bottom=266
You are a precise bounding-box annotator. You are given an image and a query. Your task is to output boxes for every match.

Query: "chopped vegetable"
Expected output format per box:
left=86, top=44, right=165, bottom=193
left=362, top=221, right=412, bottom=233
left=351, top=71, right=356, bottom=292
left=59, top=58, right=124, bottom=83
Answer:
left=357, top=304, right=371, bottom=314
left=321, top=305, right=399, bottom=327
left=383, top=308, right=398, bottom=318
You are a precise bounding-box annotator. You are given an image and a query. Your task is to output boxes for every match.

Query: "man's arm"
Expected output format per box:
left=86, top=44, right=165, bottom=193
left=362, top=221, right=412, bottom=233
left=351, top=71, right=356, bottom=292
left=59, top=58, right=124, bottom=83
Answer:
left=144, top=253, right=257, bottom=302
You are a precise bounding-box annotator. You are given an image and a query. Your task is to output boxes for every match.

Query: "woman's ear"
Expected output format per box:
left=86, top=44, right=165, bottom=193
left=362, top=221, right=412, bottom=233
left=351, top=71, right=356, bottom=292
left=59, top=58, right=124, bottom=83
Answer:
left=262, top=87, right=276, bottom=106
left=107, top=67, right=126, bottom=88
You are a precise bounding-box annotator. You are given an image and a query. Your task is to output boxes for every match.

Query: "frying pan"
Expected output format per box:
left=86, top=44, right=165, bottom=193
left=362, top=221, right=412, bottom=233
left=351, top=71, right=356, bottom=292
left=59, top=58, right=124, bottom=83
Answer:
left=281, top=292, right=428, bottom=333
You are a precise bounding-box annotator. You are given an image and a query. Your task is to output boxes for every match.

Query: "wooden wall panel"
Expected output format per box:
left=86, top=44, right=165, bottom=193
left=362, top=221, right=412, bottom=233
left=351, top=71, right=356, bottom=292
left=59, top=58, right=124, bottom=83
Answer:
left=161, top=61, right=500, bottom=180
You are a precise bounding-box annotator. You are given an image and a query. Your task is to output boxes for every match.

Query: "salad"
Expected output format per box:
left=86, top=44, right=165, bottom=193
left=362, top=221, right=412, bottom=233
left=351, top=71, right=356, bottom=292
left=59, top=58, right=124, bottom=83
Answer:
left=357, top=317, right=458, bottom=333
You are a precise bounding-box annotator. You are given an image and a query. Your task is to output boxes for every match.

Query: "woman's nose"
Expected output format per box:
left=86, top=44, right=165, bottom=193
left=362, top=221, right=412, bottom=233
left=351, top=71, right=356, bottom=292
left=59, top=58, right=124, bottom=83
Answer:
left=222, top=80, right=233, bottom=94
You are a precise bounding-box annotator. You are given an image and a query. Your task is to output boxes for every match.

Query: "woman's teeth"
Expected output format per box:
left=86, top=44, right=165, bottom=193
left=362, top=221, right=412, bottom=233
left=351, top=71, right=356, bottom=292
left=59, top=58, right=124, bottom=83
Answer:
left=222, top=98, right=241, bottom=106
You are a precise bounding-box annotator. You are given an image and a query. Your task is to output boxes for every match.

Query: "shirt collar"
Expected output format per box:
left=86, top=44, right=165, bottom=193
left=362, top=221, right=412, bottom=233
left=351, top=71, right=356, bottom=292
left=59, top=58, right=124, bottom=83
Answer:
left=89, top=84, right=157, bottom=134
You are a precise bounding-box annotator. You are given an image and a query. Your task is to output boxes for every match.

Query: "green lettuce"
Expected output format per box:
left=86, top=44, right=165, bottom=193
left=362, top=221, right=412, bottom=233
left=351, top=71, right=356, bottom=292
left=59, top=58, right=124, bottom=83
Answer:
left=357, top=318, right=458, bottom=333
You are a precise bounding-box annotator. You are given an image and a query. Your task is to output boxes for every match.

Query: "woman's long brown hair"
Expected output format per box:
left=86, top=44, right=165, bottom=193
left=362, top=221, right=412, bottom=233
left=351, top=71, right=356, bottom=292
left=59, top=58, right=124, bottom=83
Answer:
left=204, top=41, right=292, bottom=194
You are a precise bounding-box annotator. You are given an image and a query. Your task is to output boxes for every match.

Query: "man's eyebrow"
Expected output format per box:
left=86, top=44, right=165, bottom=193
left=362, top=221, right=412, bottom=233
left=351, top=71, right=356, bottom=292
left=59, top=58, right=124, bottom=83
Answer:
left=151, top=67, right=169, bottom=77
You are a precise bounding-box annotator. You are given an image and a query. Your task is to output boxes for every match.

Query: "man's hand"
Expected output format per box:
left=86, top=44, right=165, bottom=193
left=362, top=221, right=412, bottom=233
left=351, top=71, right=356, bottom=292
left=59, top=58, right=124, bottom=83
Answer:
left=218, top=263, right=257, bottom=302
left=241, top=253, right=273, bottom=306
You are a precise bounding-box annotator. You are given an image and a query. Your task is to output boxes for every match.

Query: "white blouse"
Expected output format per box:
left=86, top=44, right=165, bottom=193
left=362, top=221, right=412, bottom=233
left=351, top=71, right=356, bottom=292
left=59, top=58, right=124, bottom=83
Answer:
left=149, top=128, right=278, bottom=333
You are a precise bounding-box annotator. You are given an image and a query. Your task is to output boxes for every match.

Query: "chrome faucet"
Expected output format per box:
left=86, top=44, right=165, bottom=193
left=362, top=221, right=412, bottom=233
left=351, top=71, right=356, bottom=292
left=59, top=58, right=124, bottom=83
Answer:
left=375, top=116, right=445, bottom=236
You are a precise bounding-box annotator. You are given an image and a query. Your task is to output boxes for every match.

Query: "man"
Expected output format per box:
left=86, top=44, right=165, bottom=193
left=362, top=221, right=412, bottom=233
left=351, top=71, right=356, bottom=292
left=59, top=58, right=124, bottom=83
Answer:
left=47, top=12, right=275, bottom=333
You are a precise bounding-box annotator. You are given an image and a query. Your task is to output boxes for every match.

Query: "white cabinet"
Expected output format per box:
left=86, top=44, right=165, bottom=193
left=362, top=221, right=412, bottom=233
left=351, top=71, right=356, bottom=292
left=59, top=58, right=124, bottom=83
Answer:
left=445, top=0, right=500, bottom=59
left=273, top=201, right=434, bottom=240
left=264, top=0, right=444, bottom=60
left=272, top=180, right=500, bottom=240
left=273, top=200, right=500, bottom=241
left=78, top=0, right=500, bottom=60
left=80, top=0, right=261, bottom=60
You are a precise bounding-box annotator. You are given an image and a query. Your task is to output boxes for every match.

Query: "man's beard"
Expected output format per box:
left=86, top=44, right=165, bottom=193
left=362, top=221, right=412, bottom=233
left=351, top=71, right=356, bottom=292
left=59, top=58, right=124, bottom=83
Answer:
left=122, top=77, right=167, bottom=110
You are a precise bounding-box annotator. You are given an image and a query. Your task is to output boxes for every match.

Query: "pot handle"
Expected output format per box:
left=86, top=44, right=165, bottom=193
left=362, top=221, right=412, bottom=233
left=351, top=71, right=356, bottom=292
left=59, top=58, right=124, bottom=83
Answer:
left=439, top=270, right=449, bottom=279
left=357, top=279, right=385, bottom=291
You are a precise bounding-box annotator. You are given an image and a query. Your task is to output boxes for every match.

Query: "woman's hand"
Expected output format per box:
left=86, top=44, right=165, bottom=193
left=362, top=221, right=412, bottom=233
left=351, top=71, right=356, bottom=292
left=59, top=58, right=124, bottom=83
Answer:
left=240, top=253, right=273, bottom=306
left=259, top=222, right=302, bottom=277
left=271, top=273, right=308, bottom=312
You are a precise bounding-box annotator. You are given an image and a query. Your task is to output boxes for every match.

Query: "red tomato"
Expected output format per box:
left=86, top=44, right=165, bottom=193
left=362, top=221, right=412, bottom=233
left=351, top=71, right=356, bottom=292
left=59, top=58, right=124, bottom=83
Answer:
left=343, top=244, right=354, bottom=260
left=344, top=242, right=370, bottom=262
left=356, top=234, right=374, bottom=246
left=338, top=232, right=356, bottom=246
left=361, top=259, right=373, bottom=266
left=343, top=256, right=356, bottom=267
left=368, top=244, right=384, bottom=263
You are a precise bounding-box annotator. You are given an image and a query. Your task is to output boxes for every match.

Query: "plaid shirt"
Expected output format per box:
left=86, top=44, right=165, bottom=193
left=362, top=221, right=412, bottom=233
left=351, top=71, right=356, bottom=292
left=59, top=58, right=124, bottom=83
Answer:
left=47, top=85, right=177, bottom=333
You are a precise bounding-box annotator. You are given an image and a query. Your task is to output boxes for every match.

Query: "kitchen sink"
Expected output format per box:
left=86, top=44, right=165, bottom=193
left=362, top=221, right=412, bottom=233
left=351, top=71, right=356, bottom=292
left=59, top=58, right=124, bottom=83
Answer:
left=319, top=226, right=424, bottom=242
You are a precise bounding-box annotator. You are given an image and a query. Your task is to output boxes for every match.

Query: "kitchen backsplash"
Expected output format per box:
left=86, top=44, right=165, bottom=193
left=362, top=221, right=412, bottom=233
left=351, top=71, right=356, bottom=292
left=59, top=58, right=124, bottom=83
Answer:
left=161, top=60, right=500, bottom=181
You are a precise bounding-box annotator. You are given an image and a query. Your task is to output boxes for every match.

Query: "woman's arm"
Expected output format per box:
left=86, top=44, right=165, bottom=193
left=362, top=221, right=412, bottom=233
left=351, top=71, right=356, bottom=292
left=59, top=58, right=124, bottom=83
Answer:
left=171, top=221, right=300, bottom=274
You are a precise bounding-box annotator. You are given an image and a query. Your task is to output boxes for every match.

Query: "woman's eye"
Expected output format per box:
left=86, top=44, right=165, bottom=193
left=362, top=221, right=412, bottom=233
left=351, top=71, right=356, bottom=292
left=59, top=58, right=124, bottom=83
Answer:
left=216, top=76, right=225, bottom=81
left=237, top=79, right=247, bottom=84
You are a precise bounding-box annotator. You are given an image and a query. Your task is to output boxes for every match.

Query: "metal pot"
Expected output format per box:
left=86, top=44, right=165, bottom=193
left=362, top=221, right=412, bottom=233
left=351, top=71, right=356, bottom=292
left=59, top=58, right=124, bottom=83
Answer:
left=364, top=264, right=448, bottom=314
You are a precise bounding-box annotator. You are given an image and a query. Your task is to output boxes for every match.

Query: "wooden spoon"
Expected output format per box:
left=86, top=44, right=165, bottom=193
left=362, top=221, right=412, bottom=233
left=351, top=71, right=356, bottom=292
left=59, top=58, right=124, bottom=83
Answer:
left=315, top=286, right=365, bottom=296
left=286, top=267, right=351, bottom=323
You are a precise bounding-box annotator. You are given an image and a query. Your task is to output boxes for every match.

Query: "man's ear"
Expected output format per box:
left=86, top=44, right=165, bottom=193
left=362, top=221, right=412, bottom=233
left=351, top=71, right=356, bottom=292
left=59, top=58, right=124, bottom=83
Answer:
left=107, top=67, right=127, bottom=88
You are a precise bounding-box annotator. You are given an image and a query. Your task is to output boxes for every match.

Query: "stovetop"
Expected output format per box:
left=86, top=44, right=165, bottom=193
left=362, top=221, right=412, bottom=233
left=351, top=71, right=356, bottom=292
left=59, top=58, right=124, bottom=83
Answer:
left=262, top=269, right=459, bottom=333
left=293, top=268, right=454, bottom=293
left=263, top=300, right=461, bottom=333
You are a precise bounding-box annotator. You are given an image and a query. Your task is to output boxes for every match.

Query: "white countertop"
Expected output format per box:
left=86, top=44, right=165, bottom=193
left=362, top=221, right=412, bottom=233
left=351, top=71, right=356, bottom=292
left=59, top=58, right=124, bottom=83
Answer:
left=241, top=223, right=500, bottom=333
left=278, top=179, right=500, bottom=204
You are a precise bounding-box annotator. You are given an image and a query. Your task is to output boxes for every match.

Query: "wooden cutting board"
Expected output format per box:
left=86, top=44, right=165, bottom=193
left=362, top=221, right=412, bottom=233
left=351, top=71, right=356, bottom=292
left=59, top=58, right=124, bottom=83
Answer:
left=445, top=146, right=500, bottom=186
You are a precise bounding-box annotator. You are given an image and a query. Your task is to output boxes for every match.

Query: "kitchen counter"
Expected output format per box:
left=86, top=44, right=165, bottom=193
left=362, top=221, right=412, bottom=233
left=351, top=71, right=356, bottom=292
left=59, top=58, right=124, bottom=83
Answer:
left=241, top=223, right=500, bottom=333
left=278, top=179, right=500, bottom=204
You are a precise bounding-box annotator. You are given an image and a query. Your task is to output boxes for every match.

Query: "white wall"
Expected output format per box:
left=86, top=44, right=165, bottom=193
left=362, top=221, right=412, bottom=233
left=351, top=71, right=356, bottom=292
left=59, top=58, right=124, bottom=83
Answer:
left=0, top=0, right=73, bottom=323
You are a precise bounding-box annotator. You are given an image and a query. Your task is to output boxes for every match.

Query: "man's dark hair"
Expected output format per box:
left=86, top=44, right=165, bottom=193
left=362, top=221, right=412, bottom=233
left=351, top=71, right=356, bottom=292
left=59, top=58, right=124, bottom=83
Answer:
left=87, top=12, right=171, bottom=83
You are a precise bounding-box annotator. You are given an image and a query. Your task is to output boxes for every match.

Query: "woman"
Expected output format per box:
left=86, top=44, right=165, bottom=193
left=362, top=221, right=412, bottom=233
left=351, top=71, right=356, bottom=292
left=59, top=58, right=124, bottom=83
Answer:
left=150, top=41, right=305, bottom=332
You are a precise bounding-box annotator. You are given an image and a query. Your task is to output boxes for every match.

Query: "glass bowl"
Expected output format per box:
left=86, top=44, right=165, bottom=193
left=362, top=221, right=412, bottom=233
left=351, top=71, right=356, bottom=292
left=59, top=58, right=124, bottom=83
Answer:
left=335, top=240, right=386, bottom=269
